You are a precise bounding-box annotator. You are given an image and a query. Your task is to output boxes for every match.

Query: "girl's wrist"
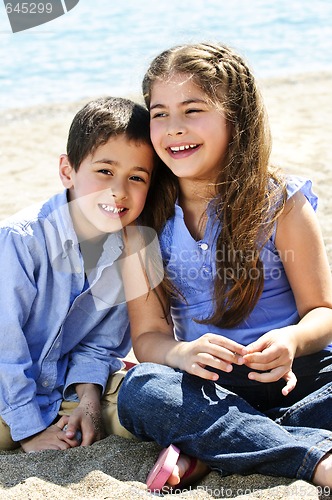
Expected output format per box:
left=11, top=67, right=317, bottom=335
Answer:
left=165, top=341, right=186, bottom=370
left=285, top=325, right=301, bottom=359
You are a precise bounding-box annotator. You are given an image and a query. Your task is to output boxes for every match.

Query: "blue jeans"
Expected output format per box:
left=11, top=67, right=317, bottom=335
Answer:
left=118, top=350, right=332, bottom=482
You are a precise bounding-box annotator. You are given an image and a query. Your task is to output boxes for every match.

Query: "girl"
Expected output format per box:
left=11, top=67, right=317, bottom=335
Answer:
left=118, top=43, right=332, bottom=492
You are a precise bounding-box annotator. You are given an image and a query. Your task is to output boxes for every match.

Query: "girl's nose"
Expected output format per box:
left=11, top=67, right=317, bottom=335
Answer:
left=167, top=118, right=186, bottom=136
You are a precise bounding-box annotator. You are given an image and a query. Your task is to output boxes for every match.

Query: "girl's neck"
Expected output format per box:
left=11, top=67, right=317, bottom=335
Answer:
left=178, top=181, right=214, bottom=241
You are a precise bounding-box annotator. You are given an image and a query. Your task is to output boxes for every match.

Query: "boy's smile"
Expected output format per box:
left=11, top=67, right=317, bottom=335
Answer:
left=59, top=134, right=154, bottom=241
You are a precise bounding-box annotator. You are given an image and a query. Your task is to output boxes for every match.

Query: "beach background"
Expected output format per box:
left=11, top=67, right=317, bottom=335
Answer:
left=1, top=0, right=332, bottom=498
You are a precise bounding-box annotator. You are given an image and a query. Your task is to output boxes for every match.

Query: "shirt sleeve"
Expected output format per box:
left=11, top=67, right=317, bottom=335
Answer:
left=286, top=175, right=318, bottom=211
left=0, top=228, right=47, bottom=440
left=62, top=304, right=131, bottom=400
left=270, top=176, right=318, bottom=244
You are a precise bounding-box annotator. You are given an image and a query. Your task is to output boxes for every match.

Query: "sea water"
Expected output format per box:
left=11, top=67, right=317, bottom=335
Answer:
left=0, top=0, right=331, bottom=110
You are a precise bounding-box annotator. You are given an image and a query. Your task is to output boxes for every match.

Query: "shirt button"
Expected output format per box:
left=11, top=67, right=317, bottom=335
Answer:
left=202, top=265, right=212, bottom=274
left=199, top=242, right=209, bottom=251
left=42, top=380, right=49, bottom=387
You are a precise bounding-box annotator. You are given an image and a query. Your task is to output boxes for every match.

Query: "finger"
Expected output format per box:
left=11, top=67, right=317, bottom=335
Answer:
left=243, top=346, right=279, bottom=365
left=80, top=426, right=98, bottom=446
left=242, top=338, right=266, bottom=355
left=197, top=343, right=245, bottom=366
left=52, top=441, right=72, bottom=450
left=281, top=371, right=297, bottom=396
left=63, top=424, right=82, bottom=443
left=244, top=358, right=281, bottom=372
left=248, top=366, right=286, bottom=383
left=189, top=362, right=221, bottom=381
left=56, top=415, right=70, bottom=429
left=205, top=334, right=245, bottom=355
left=195, top=352, right=240, bottom=373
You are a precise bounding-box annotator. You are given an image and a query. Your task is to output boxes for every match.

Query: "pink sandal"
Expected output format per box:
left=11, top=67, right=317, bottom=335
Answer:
left=146, top=444, right=197, bottom=492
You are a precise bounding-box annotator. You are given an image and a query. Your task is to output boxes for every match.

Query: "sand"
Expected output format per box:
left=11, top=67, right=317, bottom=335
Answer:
left=0, top=73, right=332, bottom=499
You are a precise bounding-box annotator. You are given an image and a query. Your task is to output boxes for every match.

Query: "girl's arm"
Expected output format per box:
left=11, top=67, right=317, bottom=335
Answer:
left=243, top=191, right=332, bottom=388
left=125, top=279, right=245, bottom=381
left=277, top=191, right=332, bottom=354
left=276, top=189, right=332, bottom=357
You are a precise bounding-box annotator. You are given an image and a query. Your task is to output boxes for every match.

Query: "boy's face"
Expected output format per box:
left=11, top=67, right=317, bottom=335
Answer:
left=59, top=134, right=154, bottom=241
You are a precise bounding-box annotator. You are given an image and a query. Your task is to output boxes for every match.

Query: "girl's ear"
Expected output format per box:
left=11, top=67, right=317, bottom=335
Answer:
left=59, top=154, right=74, bottom=188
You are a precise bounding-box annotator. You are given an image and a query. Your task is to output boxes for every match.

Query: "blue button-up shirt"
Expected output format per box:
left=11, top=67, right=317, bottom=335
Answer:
left=0, top=191, right=131, bottom=441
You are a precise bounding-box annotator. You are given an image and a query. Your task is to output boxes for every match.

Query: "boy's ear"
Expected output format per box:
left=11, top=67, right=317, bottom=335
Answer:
left=59, top=154, right=74, bottom=188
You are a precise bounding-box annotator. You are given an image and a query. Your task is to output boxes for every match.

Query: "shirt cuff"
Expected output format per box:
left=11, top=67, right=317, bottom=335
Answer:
left=63, top=362, right=110, bottom=400
left=2, top=400, right=47, bottom=442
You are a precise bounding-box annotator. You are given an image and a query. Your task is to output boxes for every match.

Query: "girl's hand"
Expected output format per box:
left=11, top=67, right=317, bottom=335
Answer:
left=172, top=333, right=245, bottom=381
left=242, top=327, right=298, bottom=394
left=280, top=369, right=298, bottom=396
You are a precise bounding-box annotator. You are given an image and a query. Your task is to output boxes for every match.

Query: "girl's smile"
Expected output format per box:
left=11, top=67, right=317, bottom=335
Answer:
left=168, top=143, right=201, bottom=158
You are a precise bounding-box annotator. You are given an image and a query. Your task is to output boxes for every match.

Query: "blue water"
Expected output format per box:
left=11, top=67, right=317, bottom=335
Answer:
left=0, top=0, right=332, bottom=110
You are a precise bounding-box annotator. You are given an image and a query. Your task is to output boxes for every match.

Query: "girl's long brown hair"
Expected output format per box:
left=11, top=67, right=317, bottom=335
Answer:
left=143, top=43, right=287, bottom=328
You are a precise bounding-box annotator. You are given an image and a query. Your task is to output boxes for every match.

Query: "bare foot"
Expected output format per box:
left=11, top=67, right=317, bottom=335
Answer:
left=312, top=453, right=332, bottom=489
left=167, top=455, right=210, bottom=489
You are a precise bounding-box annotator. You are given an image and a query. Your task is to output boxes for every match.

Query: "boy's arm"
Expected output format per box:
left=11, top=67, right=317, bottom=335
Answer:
left=63, top=302, right=131, bottom=398
left=0, top=230, right=49, bottom=442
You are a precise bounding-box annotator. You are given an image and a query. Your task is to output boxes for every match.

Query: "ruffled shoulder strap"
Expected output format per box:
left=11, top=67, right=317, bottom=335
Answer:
left=286, top=175, right=318, bottom=211
left=270, top=175, right=318, bottom=244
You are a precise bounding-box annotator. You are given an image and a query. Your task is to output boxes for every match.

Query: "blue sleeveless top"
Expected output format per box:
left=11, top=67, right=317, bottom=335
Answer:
left=159, top=176, right=320, bottom=345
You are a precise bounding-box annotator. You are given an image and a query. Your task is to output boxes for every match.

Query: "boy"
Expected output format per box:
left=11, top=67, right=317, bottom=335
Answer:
left=0, top=97, right=157, bottom=452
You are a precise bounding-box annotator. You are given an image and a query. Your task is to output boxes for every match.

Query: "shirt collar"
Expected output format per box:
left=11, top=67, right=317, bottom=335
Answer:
left=47, top=190, right=124, bottom=260
left=45, top=190, right=78, bottom=257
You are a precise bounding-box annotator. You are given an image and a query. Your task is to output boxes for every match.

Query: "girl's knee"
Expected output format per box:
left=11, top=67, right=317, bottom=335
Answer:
left=118, top=362, right=180, bottom=413
left=122, top=362, right=177, bottom=389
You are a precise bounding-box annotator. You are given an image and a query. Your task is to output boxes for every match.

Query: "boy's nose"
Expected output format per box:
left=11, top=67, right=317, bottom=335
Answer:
left=109, top=183, right=127, bottom=200
left=111, top=190, right=127, bottom=200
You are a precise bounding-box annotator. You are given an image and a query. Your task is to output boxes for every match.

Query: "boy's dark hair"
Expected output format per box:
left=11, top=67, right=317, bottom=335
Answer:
left=67, top=96, right=151, bottom=171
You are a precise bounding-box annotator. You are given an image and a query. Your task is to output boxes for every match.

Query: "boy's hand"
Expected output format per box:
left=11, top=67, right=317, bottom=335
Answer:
left=20, top=416, right=77, bottom=452
left=66, top=383, right=105, bottom=446
left=242, top=327, right=298, bottom=395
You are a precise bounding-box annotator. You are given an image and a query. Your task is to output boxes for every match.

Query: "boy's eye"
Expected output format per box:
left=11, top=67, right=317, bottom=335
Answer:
left=98, top=169, right=112, bottom=175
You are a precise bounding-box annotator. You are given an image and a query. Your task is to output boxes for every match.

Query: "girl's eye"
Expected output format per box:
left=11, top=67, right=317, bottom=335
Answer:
left=185, top=108, right=202, bottom=114
left=130, top=175, right=145, bottom=183
left=151, top=112, right=167, bottom=119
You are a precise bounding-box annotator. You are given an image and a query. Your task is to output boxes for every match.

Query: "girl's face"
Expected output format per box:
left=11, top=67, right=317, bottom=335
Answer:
left=149, top=73, right=231, bottom=186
